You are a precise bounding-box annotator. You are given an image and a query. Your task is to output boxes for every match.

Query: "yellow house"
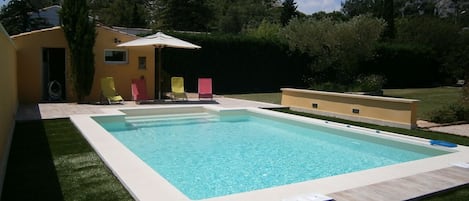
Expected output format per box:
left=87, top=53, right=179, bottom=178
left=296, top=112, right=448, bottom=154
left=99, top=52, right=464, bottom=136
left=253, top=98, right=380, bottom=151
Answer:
left=12, top=25, right=156, bottom=103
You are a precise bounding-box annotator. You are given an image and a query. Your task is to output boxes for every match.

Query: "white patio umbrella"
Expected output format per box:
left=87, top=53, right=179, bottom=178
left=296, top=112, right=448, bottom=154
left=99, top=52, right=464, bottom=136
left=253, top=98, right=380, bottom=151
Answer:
left=118, top=32, right=201, bottom=99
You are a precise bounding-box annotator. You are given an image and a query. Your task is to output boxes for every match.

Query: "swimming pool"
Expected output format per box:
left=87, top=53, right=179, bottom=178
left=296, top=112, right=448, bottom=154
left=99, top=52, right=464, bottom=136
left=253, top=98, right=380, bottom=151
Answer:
left=70, top=106, right=467, bottom=201
left=71, top=106, right=468, bottom=201
left=96, top=108, right=450, bottom=200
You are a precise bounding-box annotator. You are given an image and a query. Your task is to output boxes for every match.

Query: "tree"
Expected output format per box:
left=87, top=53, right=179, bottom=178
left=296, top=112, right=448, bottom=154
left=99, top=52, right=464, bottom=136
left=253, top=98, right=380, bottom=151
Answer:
left=130, top=2, right=147, bottom=27
left=60, top=0, right=96, bottom=102
left=280, top=0, right=297, bottom=26
left=382, top=0, right=395, bottom=39
left=88, top=0, right=148, bottom=28
left=395, top=16, right=459, bottom=53
left=0, top=0, right=32, bottom=35
left=311, top=11, right=348, bottom=21
left=245, top=20, right=282, bottom=40
left=342, top=0, right=395, bottom=39
left=397, top=0, right=436, bottom=17
left=209, top=0, right=280, bottom=33
left=282, top=15, right=385, bottom=86
left=441, top=29, right=469, bottom=86
left=342, top=0, right=384, bottom=18
left=158, top=0, right=213, bottom=31
left=0, top=0, right=54, bottom=35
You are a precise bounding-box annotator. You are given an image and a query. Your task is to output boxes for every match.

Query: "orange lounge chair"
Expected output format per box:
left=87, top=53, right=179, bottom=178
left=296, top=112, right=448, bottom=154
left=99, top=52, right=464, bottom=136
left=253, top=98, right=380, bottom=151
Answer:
left=131, top=77, right=150, bottom=103
left=198, top=78, right=213, bottom=100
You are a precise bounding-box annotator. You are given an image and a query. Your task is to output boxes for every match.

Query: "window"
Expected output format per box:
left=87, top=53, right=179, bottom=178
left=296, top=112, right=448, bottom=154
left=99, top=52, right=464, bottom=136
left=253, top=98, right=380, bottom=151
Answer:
left=104, top=49, right=128, bottom=64
left=138, top=56, right=146, bottom=69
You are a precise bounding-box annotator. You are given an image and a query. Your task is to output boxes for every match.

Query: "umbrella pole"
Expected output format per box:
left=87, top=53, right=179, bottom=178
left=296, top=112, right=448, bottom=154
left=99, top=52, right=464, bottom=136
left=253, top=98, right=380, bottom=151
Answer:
left=158, top=48, right=162, bottom=100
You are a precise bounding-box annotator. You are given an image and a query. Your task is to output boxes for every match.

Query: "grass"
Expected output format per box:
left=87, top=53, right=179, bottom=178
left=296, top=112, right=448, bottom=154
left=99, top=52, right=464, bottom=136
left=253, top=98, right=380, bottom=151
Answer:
left=383, top=87, right=463, bottom=120
left=1, top=119, right=133, bottom=201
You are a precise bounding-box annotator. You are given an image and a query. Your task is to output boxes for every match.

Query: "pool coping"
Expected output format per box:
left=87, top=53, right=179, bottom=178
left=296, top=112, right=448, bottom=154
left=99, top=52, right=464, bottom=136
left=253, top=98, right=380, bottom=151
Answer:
left=69, top=105, right=469, bottom=201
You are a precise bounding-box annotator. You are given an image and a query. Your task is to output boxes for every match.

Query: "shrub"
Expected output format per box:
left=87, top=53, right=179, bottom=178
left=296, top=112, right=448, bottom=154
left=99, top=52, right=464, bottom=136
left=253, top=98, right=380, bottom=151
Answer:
left=429, top=103, right=469, bottom=123
left=308, top=74, right=386, bottom=93
left=351, top=74, right=386, bottom=92
left=464, top=84, right=469, bottom=103
left=308, top=82, right=348, bottom=93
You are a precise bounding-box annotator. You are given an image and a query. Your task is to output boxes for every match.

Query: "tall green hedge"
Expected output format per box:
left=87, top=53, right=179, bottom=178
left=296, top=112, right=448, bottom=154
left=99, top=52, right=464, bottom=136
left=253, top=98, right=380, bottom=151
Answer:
left=159, top=33, right=449, bottom=93
left=161, top=33, right=310, bottom=94
left=361, top=43, right=441, bottom=88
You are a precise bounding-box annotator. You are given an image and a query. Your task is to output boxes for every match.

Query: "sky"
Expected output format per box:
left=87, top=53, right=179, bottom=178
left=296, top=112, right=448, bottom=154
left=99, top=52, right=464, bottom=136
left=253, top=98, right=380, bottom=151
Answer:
left=0, top=0, right=343, bottom=15
left=0, top=0, right=8, bottom=8
left=296, top=0, right=343, bottom=14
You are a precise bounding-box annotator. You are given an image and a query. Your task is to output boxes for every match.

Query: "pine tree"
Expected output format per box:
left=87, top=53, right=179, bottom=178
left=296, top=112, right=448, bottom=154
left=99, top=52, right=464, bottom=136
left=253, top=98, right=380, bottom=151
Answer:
left=160, top=0, right=212, bottom=31
left=383, top=0, right=395, bottom=39
left=60, top=0, right=96, bottom=102
left=280, top=0, right=297, bottom=26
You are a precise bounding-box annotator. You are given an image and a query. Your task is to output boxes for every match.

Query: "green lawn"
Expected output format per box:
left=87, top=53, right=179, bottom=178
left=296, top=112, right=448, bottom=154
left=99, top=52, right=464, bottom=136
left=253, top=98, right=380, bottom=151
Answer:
left=383, top=87, right=463, bottom=120
left=1, top=119, right=133, bottom=201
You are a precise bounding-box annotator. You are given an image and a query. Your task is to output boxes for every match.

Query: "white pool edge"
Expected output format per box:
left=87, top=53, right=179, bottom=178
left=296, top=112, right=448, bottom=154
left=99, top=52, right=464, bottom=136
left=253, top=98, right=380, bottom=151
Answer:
left=69, top=105, right=469, bottom=201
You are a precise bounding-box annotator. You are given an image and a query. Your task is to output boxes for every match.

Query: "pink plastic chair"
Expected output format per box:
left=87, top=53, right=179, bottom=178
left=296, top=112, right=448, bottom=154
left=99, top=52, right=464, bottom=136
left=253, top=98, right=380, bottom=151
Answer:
left=198, top=78, right=213, bottom=100
left=131, top=77, right=150, bottom=102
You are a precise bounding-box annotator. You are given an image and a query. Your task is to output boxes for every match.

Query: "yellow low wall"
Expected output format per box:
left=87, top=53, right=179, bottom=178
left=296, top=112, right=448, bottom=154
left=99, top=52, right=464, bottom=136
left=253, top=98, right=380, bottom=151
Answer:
left=281, top=88, right=419, bottom=129
left=0, top=23, right=18, bottom=196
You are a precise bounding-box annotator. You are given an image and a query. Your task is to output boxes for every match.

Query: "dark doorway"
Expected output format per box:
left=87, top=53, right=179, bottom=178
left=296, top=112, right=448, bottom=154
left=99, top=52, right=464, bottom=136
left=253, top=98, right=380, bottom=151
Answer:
left=42, top=48, right=66, bottom=101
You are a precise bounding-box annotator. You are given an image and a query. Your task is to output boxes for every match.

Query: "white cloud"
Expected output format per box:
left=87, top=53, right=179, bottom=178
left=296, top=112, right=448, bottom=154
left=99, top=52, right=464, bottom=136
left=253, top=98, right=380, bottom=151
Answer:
left=296, top=0, right=343, bottom=14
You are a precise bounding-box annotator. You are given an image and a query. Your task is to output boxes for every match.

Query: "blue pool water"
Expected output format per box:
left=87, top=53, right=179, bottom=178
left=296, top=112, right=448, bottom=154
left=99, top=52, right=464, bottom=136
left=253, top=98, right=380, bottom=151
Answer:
left=96, top=111, right=449, bottom=200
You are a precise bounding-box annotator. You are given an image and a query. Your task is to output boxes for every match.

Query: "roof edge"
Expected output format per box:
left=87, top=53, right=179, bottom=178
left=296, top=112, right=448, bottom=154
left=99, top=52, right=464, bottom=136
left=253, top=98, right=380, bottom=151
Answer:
left=10, top=26, right=62, bottom=38
left=97, top=24, right=139, bottom=38
left=10, top=24, right=139, bottom=39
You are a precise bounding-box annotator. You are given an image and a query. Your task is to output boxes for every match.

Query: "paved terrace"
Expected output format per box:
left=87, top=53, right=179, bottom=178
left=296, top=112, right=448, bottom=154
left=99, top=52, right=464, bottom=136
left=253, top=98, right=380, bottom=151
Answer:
left=14, top=96, right=469, bottom=201
left=16, top=97, right=283, bottom=121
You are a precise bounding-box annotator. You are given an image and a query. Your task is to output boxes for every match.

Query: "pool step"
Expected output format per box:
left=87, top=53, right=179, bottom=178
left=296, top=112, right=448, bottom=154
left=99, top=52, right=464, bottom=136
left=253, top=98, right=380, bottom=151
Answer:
left=125, top=112, right=219, bottom=127
left=125, top=112, right=217, bottom=122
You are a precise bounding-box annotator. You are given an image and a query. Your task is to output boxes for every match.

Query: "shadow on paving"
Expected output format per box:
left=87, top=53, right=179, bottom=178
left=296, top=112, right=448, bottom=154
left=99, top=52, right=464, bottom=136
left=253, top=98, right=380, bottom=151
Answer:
left=1, top=120, right=64, bottom=201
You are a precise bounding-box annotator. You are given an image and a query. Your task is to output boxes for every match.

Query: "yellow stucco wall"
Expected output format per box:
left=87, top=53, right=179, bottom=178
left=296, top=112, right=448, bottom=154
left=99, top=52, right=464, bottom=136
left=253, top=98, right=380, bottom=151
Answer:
left=12, top=27, right=68, bottom=103
left=12, top=25, right=155, bottom=103
left=281, top=88, right=419, bottom=129
left=0, top=23, right=18, bottom=195
left=91, top=26, right=155, bottom=101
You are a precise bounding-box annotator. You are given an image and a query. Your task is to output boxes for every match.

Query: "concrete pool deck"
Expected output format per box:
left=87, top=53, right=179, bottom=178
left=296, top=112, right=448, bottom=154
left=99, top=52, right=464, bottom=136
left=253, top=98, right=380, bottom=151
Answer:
left=17, top=97, right=469, bottom=137
left=16, top=97, right=283, bottom=120
left=15, top=97, right=469, bottom=201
